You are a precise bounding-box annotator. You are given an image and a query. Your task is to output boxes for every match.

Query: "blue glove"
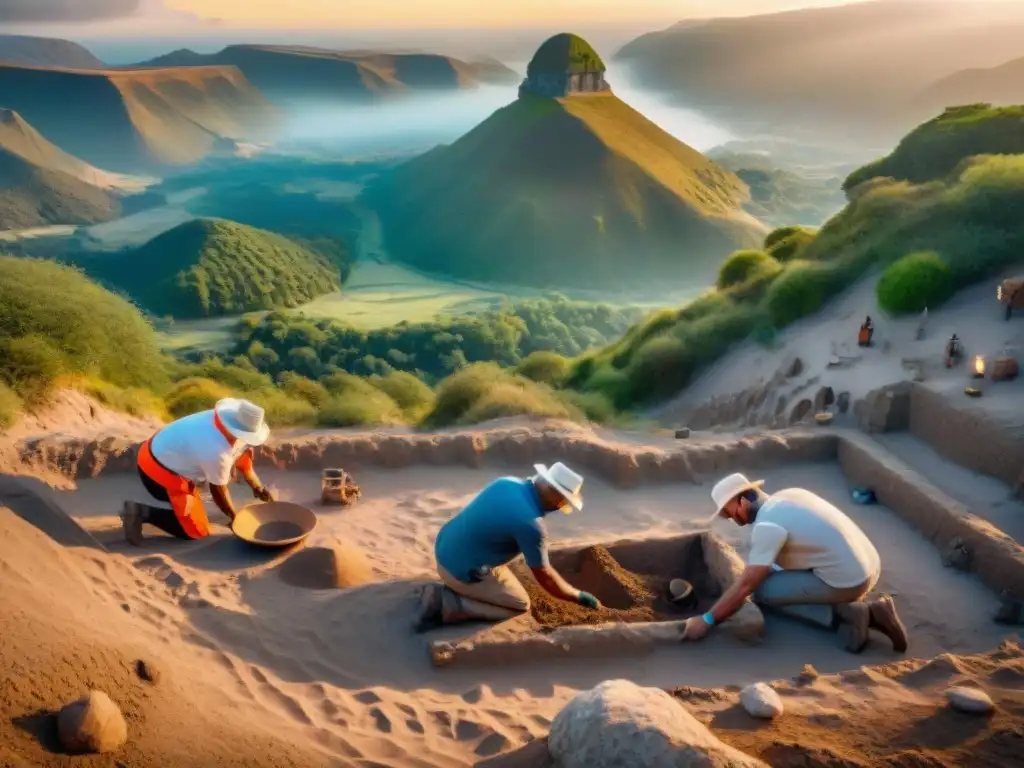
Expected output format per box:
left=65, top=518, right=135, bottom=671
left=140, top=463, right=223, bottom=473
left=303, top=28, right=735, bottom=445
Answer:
left=577, top=591, right=601, bottom=610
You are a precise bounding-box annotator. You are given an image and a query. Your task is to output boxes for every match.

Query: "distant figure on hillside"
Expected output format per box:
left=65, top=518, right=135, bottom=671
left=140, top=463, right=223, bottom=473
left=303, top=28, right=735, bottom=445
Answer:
left=945, top=333, right=961, bottom=368
left=120, top=399, right=275, bottom=546
left=857, top=315, right=874, bottom=347
left=681, top=473, right=908, bottom=655
left=416, top=462, right=601, bottom=632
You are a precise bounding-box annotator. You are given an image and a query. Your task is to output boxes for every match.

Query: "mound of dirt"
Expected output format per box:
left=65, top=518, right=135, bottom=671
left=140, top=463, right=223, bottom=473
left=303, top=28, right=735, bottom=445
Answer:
left=512, top=545, right=702, bottom=629
left=276, top=543, right=373, bottom=590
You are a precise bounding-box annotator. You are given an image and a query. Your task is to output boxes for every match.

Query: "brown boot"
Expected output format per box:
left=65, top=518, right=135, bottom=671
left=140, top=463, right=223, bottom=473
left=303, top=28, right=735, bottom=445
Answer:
left=835, top=601, right=870, bottom=653
left=868, top=594, right=908, bottom=653
left=121, top=501, right=146, bottom=546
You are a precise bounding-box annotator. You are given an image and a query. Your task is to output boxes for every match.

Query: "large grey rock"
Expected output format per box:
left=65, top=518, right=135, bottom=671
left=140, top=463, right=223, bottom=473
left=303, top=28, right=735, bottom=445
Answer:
left=548, top=679, right=767, bottom=768
left=945, top=686, right=995, bottom=714
left=853, top=383, right=910, bottom=433
left=739, top=682, right=784, bottom=719
left=57, top=690, right=127, bottom=754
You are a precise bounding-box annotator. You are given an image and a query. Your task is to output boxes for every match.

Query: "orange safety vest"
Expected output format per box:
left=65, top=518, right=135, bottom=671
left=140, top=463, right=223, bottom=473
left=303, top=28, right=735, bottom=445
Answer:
left=137, top=411, right=255, bottom=540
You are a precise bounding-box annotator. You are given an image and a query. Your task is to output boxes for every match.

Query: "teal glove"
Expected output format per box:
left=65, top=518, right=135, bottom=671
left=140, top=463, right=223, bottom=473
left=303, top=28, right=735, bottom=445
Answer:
left=577, top=591, right=601, bottom=610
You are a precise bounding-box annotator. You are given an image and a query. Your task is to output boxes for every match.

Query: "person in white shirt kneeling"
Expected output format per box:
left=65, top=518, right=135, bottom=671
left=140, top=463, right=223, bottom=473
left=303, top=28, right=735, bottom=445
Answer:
left=120, top=398, right=275, bottom=546
left=682, top=473, right=908, bottom=654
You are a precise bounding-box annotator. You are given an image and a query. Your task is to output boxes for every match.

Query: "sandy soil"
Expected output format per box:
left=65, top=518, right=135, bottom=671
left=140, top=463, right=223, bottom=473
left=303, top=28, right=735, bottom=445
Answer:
left=0, top=450, right=994, bottom=766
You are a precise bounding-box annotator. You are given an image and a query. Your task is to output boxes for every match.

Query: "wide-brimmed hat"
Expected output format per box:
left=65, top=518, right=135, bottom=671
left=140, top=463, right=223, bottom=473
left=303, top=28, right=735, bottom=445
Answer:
left=710, top=472, right=764, bottom=519
left=215, top=398, right=270, bottom=446
left=534, top=462, right=584, bottom=513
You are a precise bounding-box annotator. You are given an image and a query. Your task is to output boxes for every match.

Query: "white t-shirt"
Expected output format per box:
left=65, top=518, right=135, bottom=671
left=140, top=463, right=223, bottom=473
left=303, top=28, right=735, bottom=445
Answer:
left=150, top=410, right=248, bottom=486
left=746, top=488, right=881, bottom=589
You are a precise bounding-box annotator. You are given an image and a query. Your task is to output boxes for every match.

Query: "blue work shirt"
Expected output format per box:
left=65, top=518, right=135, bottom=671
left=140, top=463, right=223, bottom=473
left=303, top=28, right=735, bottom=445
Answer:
left=435, top=477, right=551, bottom=582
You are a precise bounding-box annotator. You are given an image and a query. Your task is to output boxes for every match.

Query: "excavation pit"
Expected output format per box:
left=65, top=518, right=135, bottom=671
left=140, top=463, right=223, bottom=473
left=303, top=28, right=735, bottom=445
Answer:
left=429, top=532, right=764, bottom=668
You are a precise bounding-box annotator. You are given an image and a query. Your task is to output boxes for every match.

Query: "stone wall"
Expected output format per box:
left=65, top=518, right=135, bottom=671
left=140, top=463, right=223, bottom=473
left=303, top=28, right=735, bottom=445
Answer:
left=518, top=70, right=610, bottom=98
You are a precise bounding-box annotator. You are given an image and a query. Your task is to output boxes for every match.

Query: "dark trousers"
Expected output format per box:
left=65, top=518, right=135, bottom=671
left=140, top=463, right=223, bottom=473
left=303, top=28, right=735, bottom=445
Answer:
left=137, top=467, right=192, bottom=539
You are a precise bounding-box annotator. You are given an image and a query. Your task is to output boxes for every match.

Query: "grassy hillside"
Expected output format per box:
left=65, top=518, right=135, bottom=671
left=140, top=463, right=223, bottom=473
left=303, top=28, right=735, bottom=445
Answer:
left=134, top=45, right=519, bottom=105
left=365, top=92, right=763, bottom=289
left=613, top=1, right=1024, bottom=139
left=0, top=63, right=278, bottom=172
left=528, top=33, right=605, bottom=76
left=82, top=219, right=344, bottom=319
left=844, top=104, right=1024, bottom=189
left=0, top=35, right=105, bottom=69
left=563, top=106, right=1024, bottom=407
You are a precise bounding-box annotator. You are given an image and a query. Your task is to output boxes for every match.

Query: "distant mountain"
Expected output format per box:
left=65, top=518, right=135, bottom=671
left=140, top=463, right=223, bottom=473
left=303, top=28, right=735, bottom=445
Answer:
left=80, top=218, right=344, bottom=318
left=365, top=42, right=764, bottom=290
left=917, top=57, right=1024, bottom=115
left=614, top=0, right=1024, bottom=140
left=131, top=45, right=521, bottom=105
left=0, top=62, right=278, bottom=173
left=0, top=35, right=104, bottom=69
left=0, top=109, right=124, bottom=230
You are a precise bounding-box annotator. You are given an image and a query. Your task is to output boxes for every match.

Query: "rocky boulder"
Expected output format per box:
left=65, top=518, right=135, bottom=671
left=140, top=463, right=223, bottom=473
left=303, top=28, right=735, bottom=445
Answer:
left=854, top=383, right=911, bottom=433
left=548, top=679, right=766, bottom=768
left=57, top=690, right=127, bottom=754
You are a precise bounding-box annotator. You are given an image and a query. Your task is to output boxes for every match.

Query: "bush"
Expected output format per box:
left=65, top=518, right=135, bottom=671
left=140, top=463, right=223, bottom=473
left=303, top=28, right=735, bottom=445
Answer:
left=259, top=389, right=318, bottom=427
left=368, top=371, right=435, bottom=421
left=0, top=334, right=65, bottom=403
left=164, top=377, right=232, bottom=419
left=459, top=378, right=573, bottom=426
left=557, top=390, right=615, bottom=423
left=423, top=363, right=506, bottom=428
left=765, top=226, right=816, bottom=262
left=516, top=350, right=572, bottom=386
left=317, top=395, right=401, bottom=427
left=765, top=260, right=848, bottom=328
left=278, top=372, right=331, bottom=408
left=79, top=378, right=166, bottom=419
left=876, top=251, right=954, bottom=314
left=0, top=382, right=22, bottom=430
left=717, top=250, right=778, bottom=290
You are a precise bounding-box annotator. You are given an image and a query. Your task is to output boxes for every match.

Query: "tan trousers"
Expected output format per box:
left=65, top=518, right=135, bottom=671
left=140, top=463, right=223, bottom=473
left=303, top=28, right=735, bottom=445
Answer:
left=438, top=564, right=531, bottom=624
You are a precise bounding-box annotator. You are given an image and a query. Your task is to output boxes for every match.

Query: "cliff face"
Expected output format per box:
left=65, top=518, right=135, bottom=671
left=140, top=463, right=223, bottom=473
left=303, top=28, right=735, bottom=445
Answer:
left=0, top=63, right=278, bottom=172
left=0, top=35, right=105, bottom=69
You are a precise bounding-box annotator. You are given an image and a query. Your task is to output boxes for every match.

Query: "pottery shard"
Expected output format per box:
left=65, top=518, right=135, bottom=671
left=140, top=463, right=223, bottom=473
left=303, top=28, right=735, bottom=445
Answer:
left=675, top=428, right=691, bottom=439
left=548, top=679, right=767, bottom=768
left=945, top=686, right=995, bottom=714
left=57, top=690, right=127, bottom=754
left=739, top=682, right=784, bottom=719
left=992, top=356, right=1019, bottom=382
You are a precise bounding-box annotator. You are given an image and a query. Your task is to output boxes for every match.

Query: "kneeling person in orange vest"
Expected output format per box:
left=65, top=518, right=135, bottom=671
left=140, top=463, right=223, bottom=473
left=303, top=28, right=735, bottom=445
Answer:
left=121, top=398, right=274, bottom=546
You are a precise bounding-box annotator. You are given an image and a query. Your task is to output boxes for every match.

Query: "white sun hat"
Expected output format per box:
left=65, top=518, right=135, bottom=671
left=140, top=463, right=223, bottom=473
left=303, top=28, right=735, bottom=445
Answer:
left=710, top=472, right=764, bottom=519
left=534, top=462, right=584, bottom=513
left=215, top=398, right=271, bottom=446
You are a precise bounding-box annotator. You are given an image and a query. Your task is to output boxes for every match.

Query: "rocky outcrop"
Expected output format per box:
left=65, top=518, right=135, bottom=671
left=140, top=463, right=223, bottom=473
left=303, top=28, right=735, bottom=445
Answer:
left=853, top=382, right=911, bottom=433
left=57, top=690, right=127, bottom=754
left=548, top=679, right=766, bottom=767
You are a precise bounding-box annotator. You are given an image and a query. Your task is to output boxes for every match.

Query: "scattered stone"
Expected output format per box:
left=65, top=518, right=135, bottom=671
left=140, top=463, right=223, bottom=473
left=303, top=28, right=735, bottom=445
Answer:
left=945, top=686, right=995, bottom=714
left=135, top=659, right=161, bottom=684
left=786, top=357, right=804, bottom=378
left=994, top=591, right=1023, bottom=625
left=942, top=538, right=971, bottom=571
left=57, top=690, right=128, bottom=754
left=813, top=386, right=835, bottom=412
left=739, top=683, right=784, bottom=719
left=853, top=383, right=910, bottom=433
left=674, top=428, right=690, bottom=439
left=837, top=391, right=851, bottom=414
left=789, top=399, right=813, bottom=425
left=795, top=664, right=819, bottom=685
left=548, top=679, right=767, bottom=768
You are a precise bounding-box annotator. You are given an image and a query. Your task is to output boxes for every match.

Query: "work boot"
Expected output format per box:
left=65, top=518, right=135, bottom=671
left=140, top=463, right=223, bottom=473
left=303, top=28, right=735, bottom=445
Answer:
left=868, top=594, right=909, bottom=653
left=121, top=501, right=146, bottom=547
left=414, top=583, right=444, bottom=634
left=835, top=601, right=870, bottom=654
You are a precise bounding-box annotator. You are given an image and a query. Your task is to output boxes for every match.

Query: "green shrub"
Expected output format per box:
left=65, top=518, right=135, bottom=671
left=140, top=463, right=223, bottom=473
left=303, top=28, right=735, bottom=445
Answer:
left=368, top=371, right=435, bottom=421
left=0, top=334, right=65, bottom=403
left=164, top=377, right=232, bottom=419
left=460, top=378, right=573, bottom=426
left=717, top=250, right=778, bottom=290
left=423, top=363, right=506, bottom=428
left=278, top=372, right=331, bottom=408
left=0, top=382, right=22, bottom=430
left=257, top=390, right=317, bottom=427
left=317, top=395, right=400, bottom=427
left=765, top=226, right=816, bottom=262
left=516, top=350, right=572, bottom=386
left=557, top=390, right=615, bottom=423
left=0, top=257, right=167, bottom=392
left=79, top=378, right=166, bottom=419
left=765, top=260, right=848, bottom=328
left=876, top=251, right=954, bottom=314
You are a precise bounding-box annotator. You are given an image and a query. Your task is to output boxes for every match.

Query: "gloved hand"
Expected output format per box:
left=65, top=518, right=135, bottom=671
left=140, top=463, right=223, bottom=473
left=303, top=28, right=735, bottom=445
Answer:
left=254, top=486, right=276, bottom=502
left=577, top=591, right=601, bottom=610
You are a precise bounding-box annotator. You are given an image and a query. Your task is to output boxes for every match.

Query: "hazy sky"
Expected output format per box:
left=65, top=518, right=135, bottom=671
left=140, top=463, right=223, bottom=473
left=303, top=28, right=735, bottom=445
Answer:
left=0, top=0, right=990, bottom=31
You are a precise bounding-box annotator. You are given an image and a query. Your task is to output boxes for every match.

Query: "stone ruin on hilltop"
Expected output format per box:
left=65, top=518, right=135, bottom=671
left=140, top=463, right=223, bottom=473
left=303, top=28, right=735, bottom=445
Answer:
left=518, top=32, right=611, bottom=99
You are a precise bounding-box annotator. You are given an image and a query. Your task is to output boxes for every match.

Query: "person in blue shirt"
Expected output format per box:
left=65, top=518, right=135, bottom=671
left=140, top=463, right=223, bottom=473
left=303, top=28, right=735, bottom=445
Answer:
left=416, top=461, right=602, bottom=631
